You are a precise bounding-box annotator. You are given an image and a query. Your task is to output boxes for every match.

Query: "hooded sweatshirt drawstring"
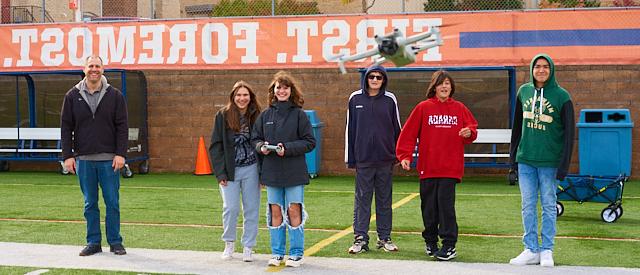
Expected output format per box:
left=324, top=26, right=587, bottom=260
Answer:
left=531, top=88, right=544, bottom=115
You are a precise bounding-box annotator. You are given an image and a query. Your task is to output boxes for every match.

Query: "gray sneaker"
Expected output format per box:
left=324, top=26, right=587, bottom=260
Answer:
left=347, top=235, right=369, bottom=254
left=376, top=238, right=399, bottom=252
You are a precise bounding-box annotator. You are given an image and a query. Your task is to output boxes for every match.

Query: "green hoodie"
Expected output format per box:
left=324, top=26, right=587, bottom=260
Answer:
left=510, top=54, right=575, bottom=179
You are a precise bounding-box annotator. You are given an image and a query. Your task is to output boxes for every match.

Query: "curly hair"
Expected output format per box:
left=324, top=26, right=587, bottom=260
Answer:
left=267, top=71, right=304, bottom=107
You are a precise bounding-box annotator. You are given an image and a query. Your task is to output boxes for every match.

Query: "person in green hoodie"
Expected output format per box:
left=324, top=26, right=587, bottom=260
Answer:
left=508, top=54, right=575, bottom=267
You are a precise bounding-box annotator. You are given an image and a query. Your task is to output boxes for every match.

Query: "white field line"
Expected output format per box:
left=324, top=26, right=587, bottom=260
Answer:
left=4, top=183, right=638, bottom=198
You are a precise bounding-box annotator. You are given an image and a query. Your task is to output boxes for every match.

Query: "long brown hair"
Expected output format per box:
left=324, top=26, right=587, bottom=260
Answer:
left=267, top=71, right=304, bottom=107
left=426, top=70, right=456, bottom=99
left=223, top=80, right=261, bottom=132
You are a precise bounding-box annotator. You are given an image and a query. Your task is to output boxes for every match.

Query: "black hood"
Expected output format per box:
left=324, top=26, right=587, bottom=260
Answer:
left=361, top=65, right=388, bottom=97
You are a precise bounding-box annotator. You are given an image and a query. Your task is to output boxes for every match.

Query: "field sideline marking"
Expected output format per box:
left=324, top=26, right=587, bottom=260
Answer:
left=4, top=184, right=640, bottom=199
left=2, top=217, right=638, bottom=242
left=1, top=183, right=517, bottom=195
left=303, top=192, right=420, bottom=257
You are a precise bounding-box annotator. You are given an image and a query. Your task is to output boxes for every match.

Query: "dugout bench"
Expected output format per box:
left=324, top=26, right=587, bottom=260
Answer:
left=0, top=70, right=149, bottom=177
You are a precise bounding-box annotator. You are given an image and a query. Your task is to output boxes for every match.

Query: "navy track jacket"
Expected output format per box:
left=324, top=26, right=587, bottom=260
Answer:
left=345, top=65, right=401, bottom=168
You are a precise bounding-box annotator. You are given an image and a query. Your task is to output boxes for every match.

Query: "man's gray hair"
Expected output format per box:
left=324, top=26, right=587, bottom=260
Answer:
left=85, top=55, right=104, bottom=66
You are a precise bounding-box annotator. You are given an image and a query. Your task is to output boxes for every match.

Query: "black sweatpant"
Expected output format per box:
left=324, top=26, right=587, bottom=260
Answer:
left=420, top=178, right=458, bottom=247
left=353, top=164, right=394, bottom=241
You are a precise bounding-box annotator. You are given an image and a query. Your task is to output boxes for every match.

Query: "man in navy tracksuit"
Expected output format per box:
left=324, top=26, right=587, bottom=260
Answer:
left=345, top=65, right=401, bottom=253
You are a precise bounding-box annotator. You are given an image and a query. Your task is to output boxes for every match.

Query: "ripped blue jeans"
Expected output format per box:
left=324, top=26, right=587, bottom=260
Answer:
left=266, top=185, right=307, bottom=257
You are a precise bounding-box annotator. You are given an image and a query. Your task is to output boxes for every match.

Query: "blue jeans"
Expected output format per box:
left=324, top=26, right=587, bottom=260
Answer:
left=219, top=163, right=260, bottom=248
left=518, top=163, right=557, bottom=252
left=266, top=185, right=307, bottom=257
left=77, top=159, right=123, bottom=245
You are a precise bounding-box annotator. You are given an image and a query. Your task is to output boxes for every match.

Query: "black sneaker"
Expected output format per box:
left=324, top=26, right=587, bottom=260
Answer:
left=425, top=243, right=439, bottom=257
left=110, top=244, right=127, bottom=255
left=435, top=246, right=456, bottom=261
left=79, top=244, right=102, bottom=256
left=348, top=235, right=369, bottom=254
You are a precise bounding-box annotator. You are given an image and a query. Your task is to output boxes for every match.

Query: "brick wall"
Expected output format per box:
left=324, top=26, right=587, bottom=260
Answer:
left=145, top=68, right=359, bottom=175
left=144, top=65, right=640, bottom=177
left=515, top=65, right=640, bottom=176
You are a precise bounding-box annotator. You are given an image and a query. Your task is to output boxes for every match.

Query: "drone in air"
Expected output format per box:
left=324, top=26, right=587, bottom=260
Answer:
left=335, top=26, right=443, bottom=74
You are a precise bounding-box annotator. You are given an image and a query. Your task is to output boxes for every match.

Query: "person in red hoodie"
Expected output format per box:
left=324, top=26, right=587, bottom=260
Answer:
left=396, top=70, right=477, bottom=261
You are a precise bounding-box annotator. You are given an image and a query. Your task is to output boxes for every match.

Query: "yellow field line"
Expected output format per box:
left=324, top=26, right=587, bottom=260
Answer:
left=264, top=193, right=420, bottom=272
left=265, top=265, right=285, bottom=272
left=304, top=192, right=420, bottom=257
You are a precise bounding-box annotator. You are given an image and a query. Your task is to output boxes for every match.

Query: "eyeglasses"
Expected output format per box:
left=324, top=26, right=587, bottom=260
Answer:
left=367, top=75, right=383, bottom=80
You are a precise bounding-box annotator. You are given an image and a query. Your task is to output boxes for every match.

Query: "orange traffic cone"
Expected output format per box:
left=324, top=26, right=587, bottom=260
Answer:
left=194, top=136, right=213, bottom=175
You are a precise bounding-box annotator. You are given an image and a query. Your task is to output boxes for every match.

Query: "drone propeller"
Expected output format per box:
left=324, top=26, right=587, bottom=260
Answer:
left=328, top=53, right=346, bottom=61
left=333, top=23, right=458, bottom=74
left=334, top=48, right=381, bottom=74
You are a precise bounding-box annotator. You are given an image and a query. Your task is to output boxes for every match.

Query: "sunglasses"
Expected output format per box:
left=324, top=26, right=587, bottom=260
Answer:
left=367, top=75, right=383, bottom=80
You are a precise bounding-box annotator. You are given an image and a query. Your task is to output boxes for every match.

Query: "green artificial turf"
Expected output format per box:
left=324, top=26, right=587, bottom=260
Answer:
left=1, top=172, right=638, bottom=269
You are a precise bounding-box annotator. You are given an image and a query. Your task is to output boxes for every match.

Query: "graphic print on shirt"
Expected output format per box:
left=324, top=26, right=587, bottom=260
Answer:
left=522, top=89, right=555, bottom=131
left=428, top=114, right=458, bottom=128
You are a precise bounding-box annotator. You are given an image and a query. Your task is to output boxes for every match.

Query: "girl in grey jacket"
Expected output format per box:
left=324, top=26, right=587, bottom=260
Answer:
left=209, top=81, right=262, bottom=262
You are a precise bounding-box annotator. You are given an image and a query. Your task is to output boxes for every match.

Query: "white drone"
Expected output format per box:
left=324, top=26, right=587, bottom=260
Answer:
left=335, top=26, right=443, bottom=74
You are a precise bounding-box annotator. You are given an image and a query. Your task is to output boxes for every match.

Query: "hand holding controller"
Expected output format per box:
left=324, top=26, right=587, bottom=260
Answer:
left=261, top=144, right=284, bottom=154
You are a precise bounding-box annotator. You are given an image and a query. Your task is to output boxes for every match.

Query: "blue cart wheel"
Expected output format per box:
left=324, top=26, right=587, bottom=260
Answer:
left=58, top=161, right=70, bottom=175
left=607, top=204, right=624, bottom=221
left=59, top=165, right=70, bottom=175
left=309, top=174, right=318, bottom=179
left=138, top=160, right=150, bottom=174
left=556, top=202, right=564, bottom=217
left=508, top=169, right=518, bottom=185
left=121, top=164, right=134, bottom=178
left=601, top=207, right=618, bottom=223
left=615, top=206, right=623, bottom=220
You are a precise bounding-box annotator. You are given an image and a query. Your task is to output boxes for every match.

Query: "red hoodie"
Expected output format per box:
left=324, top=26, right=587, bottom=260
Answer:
left=396, top=97, right=478, bottom=181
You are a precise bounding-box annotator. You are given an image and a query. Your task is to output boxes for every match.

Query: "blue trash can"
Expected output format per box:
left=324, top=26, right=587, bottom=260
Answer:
left=304, top=110, right=324, bottom=178
left=577, top=109, right=633, bottom=177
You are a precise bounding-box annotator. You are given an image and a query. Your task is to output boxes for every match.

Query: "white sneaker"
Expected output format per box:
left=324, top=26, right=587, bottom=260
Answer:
left=242, top=247, right=253, bottom=262
left=221, top=241, right=234, bottom=260
left=509, top=249, right=540, bottom=265
left=268, top=255, right=285, bottom=266
left=285, top=256, right=304, bottom=267
left=347, top=235, right=369, bottom=254
left=540, top=250, right=555, bottom=267
left=376, top=238, right=399, bottom=252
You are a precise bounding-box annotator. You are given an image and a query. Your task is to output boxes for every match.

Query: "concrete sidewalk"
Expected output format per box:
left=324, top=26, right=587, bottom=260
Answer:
left=1, top=242, right=638, bottom=275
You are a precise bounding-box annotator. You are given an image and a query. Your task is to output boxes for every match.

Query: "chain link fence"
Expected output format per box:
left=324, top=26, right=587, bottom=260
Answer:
left=1, top=0, right=639, bottom=23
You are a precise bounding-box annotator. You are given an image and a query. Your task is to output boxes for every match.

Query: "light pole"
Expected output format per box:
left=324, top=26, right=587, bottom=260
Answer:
left=74, top=0, right=82, bottom=22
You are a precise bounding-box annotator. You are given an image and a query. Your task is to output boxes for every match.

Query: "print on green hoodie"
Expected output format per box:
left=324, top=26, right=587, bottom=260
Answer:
left=515, top=54, right=572, bottom=168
